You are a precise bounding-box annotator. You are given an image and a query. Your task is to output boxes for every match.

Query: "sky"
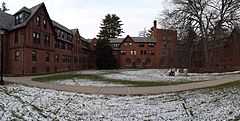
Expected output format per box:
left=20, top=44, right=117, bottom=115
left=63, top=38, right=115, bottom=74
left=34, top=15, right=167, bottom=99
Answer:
left=1, top=0, right=171, bottom=38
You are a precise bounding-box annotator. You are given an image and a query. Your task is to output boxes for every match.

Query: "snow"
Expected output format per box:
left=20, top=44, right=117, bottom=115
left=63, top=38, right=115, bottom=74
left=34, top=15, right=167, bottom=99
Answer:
left=99, top=69, right=239, bottom=82
left=54, top=79, right=127, bottom=87
left=52, top=69, right=240, bottom=86
left=0, top=84, right=240, bottom=120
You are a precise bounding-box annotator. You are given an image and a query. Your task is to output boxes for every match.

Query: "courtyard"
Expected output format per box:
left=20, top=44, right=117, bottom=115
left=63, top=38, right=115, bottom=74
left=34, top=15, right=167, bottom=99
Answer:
left=1, top=69, right=240, bottom=120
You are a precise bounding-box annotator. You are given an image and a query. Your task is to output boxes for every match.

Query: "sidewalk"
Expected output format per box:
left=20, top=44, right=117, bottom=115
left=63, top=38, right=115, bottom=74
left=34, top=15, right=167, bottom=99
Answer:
left=4, top=74, right=240, bottom=96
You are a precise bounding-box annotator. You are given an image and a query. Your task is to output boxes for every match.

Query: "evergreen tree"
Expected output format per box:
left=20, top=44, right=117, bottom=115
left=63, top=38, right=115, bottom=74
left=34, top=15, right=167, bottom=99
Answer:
left=96, top=14, right=123, bottom=69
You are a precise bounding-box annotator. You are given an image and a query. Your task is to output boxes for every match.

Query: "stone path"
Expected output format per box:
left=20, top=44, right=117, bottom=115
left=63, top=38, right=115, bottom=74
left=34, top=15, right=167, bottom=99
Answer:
left=4, top=74, right=240, bottom=96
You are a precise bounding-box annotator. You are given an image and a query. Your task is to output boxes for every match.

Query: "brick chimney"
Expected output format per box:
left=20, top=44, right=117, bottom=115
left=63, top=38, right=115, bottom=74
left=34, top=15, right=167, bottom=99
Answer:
left=153, top=20, right=157, bottom=29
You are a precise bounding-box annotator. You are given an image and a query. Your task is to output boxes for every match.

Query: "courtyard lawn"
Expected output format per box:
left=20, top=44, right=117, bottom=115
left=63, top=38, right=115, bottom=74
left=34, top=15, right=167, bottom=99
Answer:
left=32, top=73, right=198, bottom=87
left=31, top=69, right=240, bottom=87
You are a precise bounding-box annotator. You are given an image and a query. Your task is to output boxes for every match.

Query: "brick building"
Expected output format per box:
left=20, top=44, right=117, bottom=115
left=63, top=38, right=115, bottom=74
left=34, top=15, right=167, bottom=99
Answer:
left=0, top=3, right=95, bottom=75
left=177, top=28, right=240, bottom=73
left=110, top=21, right=177, bottom=69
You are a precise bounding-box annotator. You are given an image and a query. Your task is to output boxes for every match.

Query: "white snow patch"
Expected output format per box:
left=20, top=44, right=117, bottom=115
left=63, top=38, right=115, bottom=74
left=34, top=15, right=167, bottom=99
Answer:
left=0, top=84, right=240, bottom=120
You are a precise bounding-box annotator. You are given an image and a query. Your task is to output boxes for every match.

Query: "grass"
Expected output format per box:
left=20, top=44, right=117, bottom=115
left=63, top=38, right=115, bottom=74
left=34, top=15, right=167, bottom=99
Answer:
left=208, top=80, right=240, bottom=90
left=32, top=73, right=205, bottom=87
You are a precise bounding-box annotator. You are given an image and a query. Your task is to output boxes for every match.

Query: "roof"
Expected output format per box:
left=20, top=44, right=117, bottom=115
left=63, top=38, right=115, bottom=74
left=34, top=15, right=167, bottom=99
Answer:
left=11, top=3, right=44, bottom=30
left=0, top=11, right=14, bottom=30
left=131, top=37, right=156, bottom=43
left=71, top=29, right=92, bottom=43
left=110, top=38, right=125, bottom=43
left=71, top=29, right=78, bottom=34
left=110, top=36, right=156, bottom=44
left=14, top=7, right=31, bottom=15
left=81, top=36, right=92, bottom=44
left=85, top=39, right=94, bottom=43
left=52, top=20, right=72, bottom=34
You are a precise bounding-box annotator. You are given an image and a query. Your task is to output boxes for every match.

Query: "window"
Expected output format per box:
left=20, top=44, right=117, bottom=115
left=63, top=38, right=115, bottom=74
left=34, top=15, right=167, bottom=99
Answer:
left=163, top=42, right=168, bottom=48
left=32, top=50, right=37, bottom=62
left=131, top=51, right=134, bottom=55
left=36, top=16, right=40, bottom=26
left=144, top=50, right=147, bottom=55
left=57, top=29, right=61, bottom=37
left=43, top=19, right=47, bottom=28
left=32, top=67, right=37, bottom=73
left=46, top=53, right=50, bottom=62
left=151, top=50, right=155, bottom=55
left=139, top=43, right=144, bottom=47
left=121, top=51, right=126, bottom=55
left=55, top=55, right=59, bottom=63
left=163, top=36, right=167, bottom=41
left=130, top=50, right=136, bottom=55
left=44, top=34, right=50, bottom=47
left=33, top=32, right=40, bottom=44
left=15, top=13, right=23, bottom=24
left=148, top=43, right=155, bottom=47
left=141, top=50, right=144, bottom=55
left=15, top=51, right=21, bottom=61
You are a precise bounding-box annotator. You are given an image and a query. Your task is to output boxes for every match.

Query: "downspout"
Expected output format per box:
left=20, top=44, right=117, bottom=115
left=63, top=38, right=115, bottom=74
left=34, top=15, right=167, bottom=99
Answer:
left=22, top=30, right=25, bottom=75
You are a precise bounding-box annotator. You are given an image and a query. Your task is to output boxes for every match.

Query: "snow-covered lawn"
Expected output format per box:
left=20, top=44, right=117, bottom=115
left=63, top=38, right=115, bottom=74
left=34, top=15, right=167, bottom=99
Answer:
left=50, top=69, right=240, bottom=87
left=54, top=79, right=127, bottom=87
left=0, top=84, right=240, bottom=121
left=102, top=69, right=240, bottom=82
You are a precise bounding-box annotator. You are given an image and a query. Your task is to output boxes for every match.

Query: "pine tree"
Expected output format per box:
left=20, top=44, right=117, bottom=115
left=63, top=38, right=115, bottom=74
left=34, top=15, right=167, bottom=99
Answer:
left=96, top=14, right=124, bottom=69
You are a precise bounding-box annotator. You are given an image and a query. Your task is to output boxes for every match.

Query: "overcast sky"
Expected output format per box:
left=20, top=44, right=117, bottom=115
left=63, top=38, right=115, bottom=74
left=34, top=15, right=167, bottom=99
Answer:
left=2, top=0, right=171, bottom=38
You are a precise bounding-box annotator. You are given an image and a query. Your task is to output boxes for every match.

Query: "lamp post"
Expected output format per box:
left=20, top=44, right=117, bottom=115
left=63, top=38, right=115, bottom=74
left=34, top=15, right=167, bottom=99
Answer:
left=0, top=30, right=5, bottom=85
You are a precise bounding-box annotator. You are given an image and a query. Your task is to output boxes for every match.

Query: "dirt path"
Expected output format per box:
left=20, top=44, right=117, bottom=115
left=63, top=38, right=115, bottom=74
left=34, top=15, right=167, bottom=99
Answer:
left=4, top=74, right=240, bottom=96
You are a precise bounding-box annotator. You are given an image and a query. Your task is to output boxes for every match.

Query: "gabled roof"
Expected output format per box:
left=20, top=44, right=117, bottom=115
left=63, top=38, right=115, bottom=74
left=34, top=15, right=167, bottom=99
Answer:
left=0, top=11, right=14, bottom=30
left=110, top=36, right=156, bottom=44
left=11, top=3, right=44, bottom=30
left=71, top=29, right=92, bottom=43
left=52, top=20, right=73, bottom=34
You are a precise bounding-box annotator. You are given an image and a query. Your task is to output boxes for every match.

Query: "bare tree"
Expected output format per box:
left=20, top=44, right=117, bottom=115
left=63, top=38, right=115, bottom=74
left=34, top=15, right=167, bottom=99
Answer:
left=0, top=2, right=9, bottom=12
left=138, top=28, right=151, bottom=37
left=160, top=0, right=240, bottom=67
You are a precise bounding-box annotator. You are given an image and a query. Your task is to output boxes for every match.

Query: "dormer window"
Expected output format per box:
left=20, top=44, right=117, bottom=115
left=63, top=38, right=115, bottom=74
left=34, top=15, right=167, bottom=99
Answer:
left=15, top=13, right=23, bottom=24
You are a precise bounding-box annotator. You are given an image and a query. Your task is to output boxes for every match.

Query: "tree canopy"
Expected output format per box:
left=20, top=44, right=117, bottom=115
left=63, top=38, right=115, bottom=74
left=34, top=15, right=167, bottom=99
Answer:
left=96, top=14, right=124, bottom=69
left=97, top=14, right=124, bottom=40
left=0, top=2, right=9, bottom=12
left=160, top=0, right=240, bottom=65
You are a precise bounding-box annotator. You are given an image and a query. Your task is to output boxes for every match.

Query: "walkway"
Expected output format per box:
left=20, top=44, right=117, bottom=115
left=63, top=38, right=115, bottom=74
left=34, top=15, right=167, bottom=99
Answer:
left=4, top=74, right=240, bottom=96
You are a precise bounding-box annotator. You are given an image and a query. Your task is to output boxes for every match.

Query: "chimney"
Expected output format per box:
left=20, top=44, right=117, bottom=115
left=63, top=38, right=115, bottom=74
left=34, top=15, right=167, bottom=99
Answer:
left=153, top=20, right=157, bottom=29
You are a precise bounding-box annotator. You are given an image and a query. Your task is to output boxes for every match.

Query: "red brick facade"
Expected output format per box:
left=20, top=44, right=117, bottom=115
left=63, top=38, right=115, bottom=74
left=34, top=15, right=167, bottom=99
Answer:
left=178, top=29, right=240, bottom=73
left=0, top=3, right=95, bottom=76
left=110, top=21, right=177, bottom=69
